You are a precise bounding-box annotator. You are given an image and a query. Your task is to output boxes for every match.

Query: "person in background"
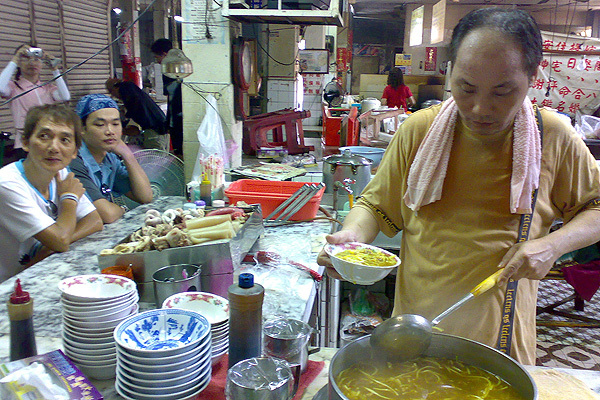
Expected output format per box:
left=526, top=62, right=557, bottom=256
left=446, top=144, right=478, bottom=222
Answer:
left=151, top=38, right=183, bottom=158
left=0, top=44, right=71, bottom=161
left=69, top=94, right=153, bottom=224
left=381, top=67, right=416, bottom=112
left=318, top=8, right=600, bottom=364
left=0, top=104, right=102, bottom=282
left=105, top=78, right=168, bottom=151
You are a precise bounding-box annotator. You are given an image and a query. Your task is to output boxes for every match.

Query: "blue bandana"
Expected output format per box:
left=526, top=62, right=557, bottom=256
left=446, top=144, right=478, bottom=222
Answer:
left=75, top=94, right=119, bottom=119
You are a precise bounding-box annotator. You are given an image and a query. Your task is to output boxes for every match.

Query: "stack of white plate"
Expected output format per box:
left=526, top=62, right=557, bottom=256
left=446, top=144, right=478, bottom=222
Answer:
left=59, top=274, right=139, bottom=380
left=162, top=291, right=229, bottom=364
left=114, top=308, right=212, bottom=400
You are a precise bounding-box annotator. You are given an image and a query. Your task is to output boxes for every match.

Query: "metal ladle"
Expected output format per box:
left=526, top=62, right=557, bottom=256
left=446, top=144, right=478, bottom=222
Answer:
left=370, top=268, right=504, bottom=360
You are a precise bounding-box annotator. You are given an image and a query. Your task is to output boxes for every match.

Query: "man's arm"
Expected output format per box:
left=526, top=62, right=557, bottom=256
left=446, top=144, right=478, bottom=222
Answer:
left=317, top=206, right=382, bottom=280
left=113, top=140, right=153, bottom=204
left=498, top=208, right=600, bottom=285
left=72, top=210, right=103, bottom=241
left=93, top=198, right=126, bottom=224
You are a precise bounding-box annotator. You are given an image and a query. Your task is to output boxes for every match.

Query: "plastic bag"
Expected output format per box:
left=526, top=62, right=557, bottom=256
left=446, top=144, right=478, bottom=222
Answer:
left=192, top=94, right=228, bottom=181
left=574, top=110, right=600, bottom=139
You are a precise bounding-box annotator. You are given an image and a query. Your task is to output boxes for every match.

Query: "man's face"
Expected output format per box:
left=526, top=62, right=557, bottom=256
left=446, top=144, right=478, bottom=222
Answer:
left=450, top=28, right=535, bottom=136
left=153, top=52, right=168, bottom=64
left=82, top=108, right=122, bottom=153
left=22, top=117, right=78, bottom=174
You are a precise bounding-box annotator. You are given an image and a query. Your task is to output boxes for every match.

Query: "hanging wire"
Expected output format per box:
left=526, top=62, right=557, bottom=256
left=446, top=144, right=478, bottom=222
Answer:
left=545, top=0, right=559, bottom=97
left=183, top=81, right=233, bottom=138
left=0, top=0, right=158, bottom=108
left=252, top=24, right=301, bottom=66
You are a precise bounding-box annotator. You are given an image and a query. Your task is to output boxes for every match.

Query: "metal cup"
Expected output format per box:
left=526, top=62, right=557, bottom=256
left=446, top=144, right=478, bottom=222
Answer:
left=226, top=357, right=294, bottom=400
left=263, top=318, right=314, bottom=373
left=152, top=264, right=201, bottom=308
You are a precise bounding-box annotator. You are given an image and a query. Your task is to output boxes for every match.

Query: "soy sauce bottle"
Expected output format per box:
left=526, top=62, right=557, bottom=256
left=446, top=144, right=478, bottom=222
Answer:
left=228, top=273, right=264, bottom=368
left=8, top=279, right=37, bottom=361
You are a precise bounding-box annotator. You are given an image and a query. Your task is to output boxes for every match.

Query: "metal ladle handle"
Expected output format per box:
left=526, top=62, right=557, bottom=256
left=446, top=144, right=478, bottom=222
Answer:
left=431, top=268, right=504, bottom=326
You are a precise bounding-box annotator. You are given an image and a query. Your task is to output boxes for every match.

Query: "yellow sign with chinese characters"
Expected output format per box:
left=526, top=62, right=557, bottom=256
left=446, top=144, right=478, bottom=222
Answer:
left=395, top=53, right=412, bottom=66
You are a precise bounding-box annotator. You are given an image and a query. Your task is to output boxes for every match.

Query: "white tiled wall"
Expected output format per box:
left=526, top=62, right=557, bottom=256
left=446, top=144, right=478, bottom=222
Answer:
left=267, top=79, right=298, bottom=113
left=302, top=73, right=325, bottom=126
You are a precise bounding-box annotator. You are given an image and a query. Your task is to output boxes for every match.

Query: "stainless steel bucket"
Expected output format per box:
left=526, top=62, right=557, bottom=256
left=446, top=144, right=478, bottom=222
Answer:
left=263, top=318, right=314, bottom=373
left=328, top=333, right=537, bottom=400
left=152, top=264, right=201, bottom=307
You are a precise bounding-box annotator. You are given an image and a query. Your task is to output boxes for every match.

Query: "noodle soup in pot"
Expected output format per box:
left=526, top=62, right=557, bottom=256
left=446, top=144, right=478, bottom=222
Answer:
left=337, top=357, right=524, bottom=400
left=329, top=334, right=537, bottom=400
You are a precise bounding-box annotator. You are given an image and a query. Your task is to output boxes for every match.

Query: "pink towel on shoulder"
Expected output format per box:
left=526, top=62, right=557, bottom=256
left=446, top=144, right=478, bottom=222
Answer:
left=403, top=97, right=541, bottom=214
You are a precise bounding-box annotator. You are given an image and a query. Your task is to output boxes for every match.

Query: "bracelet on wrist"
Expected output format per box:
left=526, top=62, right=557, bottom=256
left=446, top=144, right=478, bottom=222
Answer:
left=59, top=193, right=79, bottom=204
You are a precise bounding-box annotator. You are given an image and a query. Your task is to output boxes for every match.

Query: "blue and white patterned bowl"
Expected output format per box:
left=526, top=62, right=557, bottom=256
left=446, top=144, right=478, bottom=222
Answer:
left=116, top=337, right=211, bottom=372
left=114, top=309, right=210, bottom=357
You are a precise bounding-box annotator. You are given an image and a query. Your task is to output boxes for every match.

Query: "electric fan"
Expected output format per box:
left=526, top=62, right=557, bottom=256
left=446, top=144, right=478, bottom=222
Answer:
left=323, top=79, right=344, bottom=107
left=119, top=149, right=185, bottom=210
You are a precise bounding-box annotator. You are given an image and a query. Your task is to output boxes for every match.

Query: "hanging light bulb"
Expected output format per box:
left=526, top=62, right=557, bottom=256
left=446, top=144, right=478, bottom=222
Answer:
left=162, top=48, right=193, bottom=80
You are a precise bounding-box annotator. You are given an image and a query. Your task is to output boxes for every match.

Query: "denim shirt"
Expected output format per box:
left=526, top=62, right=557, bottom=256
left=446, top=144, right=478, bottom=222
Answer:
left=77, top=143, right=131, bottom=200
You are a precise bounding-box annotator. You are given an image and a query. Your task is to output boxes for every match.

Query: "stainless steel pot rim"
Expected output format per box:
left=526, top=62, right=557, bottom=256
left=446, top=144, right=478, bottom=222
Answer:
left=328, top=333, right=537, bottom=400
left=323, top=153, right=372, bottom=166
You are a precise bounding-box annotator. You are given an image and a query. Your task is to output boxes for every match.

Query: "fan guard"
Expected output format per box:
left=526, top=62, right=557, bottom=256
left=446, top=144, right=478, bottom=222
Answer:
left=323, top=80, right=344, bottom=107
left=119, top=149, right=185, bottom=210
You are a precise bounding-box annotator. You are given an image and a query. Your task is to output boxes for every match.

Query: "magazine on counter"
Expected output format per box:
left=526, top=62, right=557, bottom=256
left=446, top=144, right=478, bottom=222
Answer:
left=0, top=350, right=103, bottom=400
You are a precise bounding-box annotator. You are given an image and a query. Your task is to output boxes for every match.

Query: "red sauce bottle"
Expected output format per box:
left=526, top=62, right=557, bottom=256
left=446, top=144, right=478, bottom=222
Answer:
left=8, top=279, right=37, bottom=361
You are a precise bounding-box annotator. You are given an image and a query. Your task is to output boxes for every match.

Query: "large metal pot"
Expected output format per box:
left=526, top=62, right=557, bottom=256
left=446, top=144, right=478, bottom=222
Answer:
left=328, top=334, right=537, bottom=400
left=322, top=150, right=372, bottom=210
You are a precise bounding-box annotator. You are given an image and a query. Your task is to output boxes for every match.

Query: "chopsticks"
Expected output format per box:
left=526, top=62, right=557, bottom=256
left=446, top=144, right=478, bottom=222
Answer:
left=264, top=183, right=325, bottom=224
left=264, top=184, right=311, bottom=221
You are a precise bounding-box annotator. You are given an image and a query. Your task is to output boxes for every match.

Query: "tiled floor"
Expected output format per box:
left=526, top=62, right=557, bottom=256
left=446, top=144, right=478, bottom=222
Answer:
left=536, top=278, right=600, bottom=369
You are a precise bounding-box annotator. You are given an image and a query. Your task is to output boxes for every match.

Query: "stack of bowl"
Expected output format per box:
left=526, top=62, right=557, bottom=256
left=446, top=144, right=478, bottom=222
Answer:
left=162, top=291, right=230, bottom=365
left=59, top=274, right=139, bottom=380
left=114, top=308, right=212, bottom=400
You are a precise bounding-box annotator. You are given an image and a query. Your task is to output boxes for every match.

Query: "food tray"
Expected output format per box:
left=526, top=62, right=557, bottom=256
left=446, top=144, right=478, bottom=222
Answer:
left=98, top=206, right=263, bottom=303
left=225, top=180, right=325, bottom=221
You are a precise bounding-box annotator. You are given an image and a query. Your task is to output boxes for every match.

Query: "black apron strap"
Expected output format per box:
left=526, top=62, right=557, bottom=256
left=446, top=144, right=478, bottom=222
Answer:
left=496, top=105, right=543, bottom=355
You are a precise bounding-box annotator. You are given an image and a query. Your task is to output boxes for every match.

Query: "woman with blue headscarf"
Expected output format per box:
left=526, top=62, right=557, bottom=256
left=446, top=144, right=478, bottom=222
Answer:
left=69, top=94, right=152, bottom=224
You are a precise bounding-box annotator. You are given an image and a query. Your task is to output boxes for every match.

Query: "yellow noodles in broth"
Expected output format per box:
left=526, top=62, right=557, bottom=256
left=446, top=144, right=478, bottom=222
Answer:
left=335, top=248, right=397, bottom=267
left=336, top=357, right=525, bottom=400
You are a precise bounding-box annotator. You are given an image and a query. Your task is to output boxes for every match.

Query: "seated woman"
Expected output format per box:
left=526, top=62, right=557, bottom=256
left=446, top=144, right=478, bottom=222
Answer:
left=69, top=94, right=153, bottom=224
left=0, top=104, right=103, bottom=283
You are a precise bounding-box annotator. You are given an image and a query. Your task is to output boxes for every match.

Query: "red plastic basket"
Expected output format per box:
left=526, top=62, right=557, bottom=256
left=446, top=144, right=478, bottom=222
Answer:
left=225, top=179, right=325, bottom=221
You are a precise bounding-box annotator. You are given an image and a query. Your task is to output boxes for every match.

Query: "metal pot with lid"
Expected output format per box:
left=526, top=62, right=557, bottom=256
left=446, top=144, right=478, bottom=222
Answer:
left=323, top=150, right=372, bottom=210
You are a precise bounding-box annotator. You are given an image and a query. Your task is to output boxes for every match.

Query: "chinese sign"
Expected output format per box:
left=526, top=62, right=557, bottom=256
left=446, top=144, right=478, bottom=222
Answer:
left=528, top=31, right=600, bottom=116
left=431, top=0, right=446, bottom=44
left=303, top=74, right=323, bottom=96
left=410, top=5, right=424, bottom=47
left=395, top=53, right=412, bottom=66
left=337, top=47, right=349, bottom=74
left=183, top=0, right=226, bottom=44
left=424, top=47, right=437, bottom=71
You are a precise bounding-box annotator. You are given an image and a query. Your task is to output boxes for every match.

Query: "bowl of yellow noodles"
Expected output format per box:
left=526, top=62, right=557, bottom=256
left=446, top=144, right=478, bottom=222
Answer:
left=324, top=242, right=400, bottom=285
